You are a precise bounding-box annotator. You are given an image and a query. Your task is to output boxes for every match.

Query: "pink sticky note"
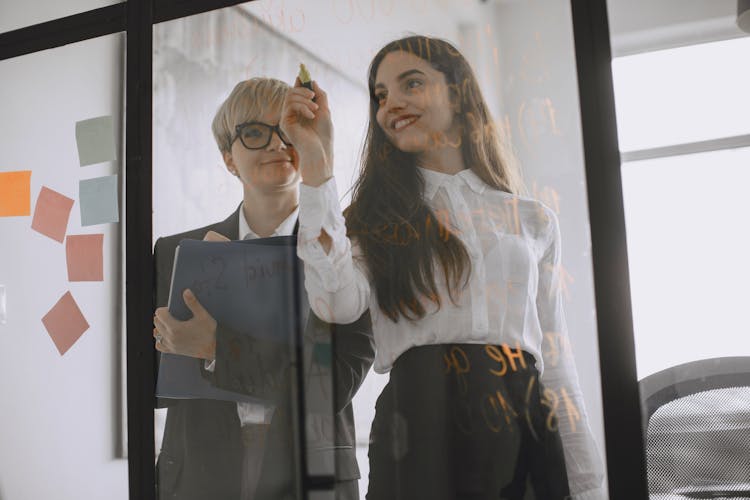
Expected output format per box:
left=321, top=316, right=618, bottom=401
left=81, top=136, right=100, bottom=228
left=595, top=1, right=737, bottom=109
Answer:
left=41, top=291, right=90, bottom=355
left=31, top=186, right=74, bottom=243
left=66, top=234, right=104, bottom=281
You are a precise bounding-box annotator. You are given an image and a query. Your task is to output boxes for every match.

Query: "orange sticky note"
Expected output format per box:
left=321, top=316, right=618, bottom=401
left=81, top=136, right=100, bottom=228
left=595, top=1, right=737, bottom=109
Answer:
left=31, top=186, right=74, bottom=243
left=66, top=234, right=104, bottom=281
left=0, top=170, right=32, bottom=216
left=41, top=291, right=90, bottom=355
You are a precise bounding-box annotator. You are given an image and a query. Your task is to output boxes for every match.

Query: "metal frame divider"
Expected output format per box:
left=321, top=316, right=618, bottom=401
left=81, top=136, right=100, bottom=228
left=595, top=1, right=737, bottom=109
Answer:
left=570, top=1, right=649, bottom=498
left=125, top=1, right=155, bottom=499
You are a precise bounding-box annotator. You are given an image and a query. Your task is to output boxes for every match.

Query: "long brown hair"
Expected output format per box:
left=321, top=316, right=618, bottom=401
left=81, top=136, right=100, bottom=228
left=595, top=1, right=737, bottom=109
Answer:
left=345, top=35, right=523, bottom=322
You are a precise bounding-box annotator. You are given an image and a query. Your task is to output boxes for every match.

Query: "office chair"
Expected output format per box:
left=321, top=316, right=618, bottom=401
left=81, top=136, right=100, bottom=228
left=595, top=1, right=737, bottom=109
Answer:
left=639, top=357, right=750, bottom=499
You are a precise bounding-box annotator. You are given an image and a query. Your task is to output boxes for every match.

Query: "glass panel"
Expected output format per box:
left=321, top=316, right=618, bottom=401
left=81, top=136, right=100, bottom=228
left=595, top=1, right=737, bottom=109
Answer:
left=153, top=1, right=609, bottom=499
left=611, top=37, right=750, bottom=152
left=0, top=0, right=123, bottom=34
left=0, top=33, right=127, bottom=499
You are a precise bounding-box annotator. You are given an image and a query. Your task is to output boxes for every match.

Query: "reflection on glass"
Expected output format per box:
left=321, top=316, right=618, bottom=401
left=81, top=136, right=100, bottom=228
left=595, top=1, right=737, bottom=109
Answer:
left=153, top=1, right=608, bottom=498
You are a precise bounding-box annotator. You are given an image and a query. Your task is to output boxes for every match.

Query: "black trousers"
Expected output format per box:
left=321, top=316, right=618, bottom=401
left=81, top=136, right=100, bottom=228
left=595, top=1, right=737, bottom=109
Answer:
left=366, top=344, right=570, bottom=500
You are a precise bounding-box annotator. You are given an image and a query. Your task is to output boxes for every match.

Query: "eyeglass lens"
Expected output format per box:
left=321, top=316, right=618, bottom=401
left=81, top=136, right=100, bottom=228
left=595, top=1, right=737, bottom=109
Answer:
left=238, top=123, right=290, bottom=149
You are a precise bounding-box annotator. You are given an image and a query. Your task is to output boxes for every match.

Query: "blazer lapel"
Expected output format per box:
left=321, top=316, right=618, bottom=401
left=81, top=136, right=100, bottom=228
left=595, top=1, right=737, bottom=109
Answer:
left=212, top=204, right=241, bottom=240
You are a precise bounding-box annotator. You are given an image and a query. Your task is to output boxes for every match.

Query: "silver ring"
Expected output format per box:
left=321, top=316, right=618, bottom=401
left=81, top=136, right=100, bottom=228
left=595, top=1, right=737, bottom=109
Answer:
left=155, top=334, right=163, bottom=344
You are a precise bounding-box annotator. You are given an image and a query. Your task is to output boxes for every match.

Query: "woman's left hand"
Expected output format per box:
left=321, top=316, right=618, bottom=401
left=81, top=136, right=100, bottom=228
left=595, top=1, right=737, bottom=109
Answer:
left=153, top=289, right=217, bottom=360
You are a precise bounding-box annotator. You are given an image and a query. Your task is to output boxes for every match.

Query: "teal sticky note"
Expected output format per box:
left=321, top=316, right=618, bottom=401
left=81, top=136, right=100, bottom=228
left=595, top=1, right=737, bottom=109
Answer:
left=75, top=116, right=117, bottom=166
left=313, top=341, right=332, bottom=368
left=79, top=175, right=119, bottom=226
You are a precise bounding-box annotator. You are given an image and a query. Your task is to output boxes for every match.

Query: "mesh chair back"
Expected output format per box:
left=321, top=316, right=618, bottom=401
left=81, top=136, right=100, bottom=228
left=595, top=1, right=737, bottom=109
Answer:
left=640, top=358, right=750, bottom=498
left=646, top=386, right=750, bottom=494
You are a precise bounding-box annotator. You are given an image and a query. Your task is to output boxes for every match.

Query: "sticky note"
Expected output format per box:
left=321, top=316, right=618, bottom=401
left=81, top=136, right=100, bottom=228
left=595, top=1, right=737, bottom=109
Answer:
left=31, top=186, right=74, bottom=242
left=41, top=291, right=90, bottom=355
left=79, top=175, right=118, bottom=226
left=0, top=170, right=32, bottom=217
left=66, top=234, right=104, bottom=281
left=75, top=115, right=117, bottom=166
left=313, top=342, right=332, bottom=368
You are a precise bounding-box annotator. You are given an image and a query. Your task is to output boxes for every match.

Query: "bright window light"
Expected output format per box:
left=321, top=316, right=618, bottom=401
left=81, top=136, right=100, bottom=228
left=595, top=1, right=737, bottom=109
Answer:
left=621, top=147, right=750, bottom=379
left=612, top=37, right=750, bottom=152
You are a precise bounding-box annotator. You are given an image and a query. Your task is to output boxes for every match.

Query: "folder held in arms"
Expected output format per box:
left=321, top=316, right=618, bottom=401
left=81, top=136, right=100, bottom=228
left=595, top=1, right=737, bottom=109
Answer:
left=156, top=235, right=307, bottom=404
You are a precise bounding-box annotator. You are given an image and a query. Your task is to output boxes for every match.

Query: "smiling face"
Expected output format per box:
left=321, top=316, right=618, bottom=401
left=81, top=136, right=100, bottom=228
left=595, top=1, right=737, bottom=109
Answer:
left=373, top=50, right=461, bottom=157
left=223, top=109, right=300, bottom=194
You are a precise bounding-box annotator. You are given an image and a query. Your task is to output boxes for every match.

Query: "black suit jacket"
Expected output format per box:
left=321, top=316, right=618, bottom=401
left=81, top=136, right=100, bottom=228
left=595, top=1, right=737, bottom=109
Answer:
left=154, top=207, right=375, bottom=499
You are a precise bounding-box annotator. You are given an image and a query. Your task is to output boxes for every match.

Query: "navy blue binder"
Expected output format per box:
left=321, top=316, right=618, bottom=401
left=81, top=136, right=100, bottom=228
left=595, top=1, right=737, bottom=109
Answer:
left=156, top=235, right=307, bottom=404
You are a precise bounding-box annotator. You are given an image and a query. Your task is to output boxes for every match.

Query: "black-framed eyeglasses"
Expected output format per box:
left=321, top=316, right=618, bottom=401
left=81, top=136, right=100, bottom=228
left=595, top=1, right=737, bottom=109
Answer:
left=232, top=121, right=292, bottom=150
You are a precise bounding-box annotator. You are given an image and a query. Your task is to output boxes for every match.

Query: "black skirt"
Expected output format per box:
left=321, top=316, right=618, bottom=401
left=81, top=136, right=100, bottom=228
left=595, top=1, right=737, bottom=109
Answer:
left=366, top=343, right=570, bottom=500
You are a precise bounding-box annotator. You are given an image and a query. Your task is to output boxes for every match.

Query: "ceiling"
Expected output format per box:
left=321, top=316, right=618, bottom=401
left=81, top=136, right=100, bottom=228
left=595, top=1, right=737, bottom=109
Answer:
left=606, top=0, right=747, bottom=56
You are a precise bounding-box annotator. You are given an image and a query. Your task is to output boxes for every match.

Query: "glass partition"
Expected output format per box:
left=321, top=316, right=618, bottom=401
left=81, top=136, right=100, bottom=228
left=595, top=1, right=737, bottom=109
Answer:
left=0, top=33, right=127, bottom=499
left=152, top=1, right=609, bottom=498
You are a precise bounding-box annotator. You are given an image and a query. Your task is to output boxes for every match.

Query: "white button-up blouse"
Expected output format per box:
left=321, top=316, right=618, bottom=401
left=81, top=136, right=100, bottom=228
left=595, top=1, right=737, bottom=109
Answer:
left=297, top=166, right=605, bottom=499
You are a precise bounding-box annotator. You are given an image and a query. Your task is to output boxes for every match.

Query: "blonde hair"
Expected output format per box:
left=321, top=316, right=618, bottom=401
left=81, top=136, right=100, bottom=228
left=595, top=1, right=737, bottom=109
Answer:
left=211, top=77, right=290, bottom=153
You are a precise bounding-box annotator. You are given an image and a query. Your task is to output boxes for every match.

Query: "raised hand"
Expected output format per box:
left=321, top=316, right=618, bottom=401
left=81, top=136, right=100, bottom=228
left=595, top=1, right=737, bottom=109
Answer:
left=280, top=78, right=334, bottom=187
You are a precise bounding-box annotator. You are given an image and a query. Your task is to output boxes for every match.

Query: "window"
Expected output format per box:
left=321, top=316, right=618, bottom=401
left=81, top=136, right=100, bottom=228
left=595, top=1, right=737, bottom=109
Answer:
left=613, top=37, right=750, bottom=379
left=614, top=35, right=750, bottom=498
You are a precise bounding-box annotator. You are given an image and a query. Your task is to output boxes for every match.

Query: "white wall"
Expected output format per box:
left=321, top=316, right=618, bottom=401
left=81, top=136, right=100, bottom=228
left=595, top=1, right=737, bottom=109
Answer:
left=0, top=34, right=128, bottom=500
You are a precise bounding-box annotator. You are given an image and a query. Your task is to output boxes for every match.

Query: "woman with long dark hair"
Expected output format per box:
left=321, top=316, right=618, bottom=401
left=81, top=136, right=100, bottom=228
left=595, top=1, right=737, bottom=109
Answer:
left=282, top=35, right=604, bottom=499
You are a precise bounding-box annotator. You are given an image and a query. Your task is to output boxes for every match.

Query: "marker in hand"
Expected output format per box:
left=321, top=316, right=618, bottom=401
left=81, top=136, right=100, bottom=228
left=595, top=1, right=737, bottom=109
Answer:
left=299, top=63, right=314, bottom=94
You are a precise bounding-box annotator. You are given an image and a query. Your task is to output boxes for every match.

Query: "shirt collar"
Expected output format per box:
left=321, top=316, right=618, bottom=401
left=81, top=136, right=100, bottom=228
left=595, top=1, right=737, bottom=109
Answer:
left=239, top=203, right=300, bottom=240
left=417, top=166, right=487, bottom=200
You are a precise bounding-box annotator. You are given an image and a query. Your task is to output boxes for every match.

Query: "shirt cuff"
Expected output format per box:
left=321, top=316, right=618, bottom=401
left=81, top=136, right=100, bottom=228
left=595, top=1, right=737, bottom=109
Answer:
left=570, top=486, right=607, bottom=500
left=237, top=402, right=275, bottom=425
left=299, top=177, right=346, bottom=245
left=298, top=177, right=353, bottom=293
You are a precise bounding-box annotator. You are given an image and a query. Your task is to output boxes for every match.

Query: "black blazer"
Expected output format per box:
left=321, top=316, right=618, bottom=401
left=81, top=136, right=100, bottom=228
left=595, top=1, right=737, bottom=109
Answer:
left=154, top=207, right=375, bottom=499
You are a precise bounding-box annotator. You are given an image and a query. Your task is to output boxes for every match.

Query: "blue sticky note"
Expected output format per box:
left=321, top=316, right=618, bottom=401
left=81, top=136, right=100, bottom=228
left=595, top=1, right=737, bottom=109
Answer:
left=79, top=175, right=119, bottom=226
left=75, top=116, right=117, bottom=166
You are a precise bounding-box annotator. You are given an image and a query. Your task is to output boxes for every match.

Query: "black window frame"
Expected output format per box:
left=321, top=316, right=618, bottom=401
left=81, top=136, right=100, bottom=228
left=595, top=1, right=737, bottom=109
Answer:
left=0, top=1, right=648, bottom=498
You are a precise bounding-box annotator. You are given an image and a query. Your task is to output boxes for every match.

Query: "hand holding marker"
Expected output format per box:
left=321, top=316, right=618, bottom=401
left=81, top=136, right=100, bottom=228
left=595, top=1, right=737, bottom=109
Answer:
left=284, top=62, right=332, bottom=189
